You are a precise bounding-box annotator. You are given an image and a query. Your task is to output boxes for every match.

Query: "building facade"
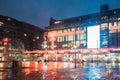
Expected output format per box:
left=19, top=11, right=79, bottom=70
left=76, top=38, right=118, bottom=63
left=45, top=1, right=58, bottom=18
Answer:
left=0, top=15, right=44, bottom=54
left=45, top=6, right=120, bottom=49
left=43, top=5, right=120, bottom=62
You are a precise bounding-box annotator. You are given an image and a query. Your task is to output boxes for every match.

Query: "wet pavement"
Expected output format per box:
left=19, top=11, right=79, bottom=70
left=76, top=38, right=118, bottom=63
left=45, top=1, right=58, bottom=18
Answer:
left=0, top=61, right=120, bottom=80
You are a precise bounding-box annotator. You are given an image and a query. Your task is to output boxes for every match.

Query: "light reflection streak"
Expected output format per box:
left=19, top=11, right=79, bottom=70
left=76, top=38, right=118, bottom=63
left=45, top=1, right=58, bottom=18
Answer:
left=83, top=63, right=106, bottom=80
left=20, top=62, right=120, bottom=79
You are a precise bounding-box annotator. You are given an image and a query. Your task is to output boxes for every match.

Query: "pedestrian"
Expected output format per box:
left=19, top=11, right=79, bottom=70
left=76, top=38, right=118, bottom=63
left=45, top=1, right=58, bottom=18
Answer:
left=37, top=59, right=39, bottom=63
left=44, top=59, right=47, bottom=65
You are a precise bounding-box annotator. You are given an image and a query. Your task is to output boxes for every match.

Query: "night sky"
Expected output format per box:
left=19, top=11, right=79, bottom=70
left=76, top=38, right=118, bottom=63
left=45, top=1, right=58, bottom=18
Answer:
left=0, top=0, right=120, bottom=29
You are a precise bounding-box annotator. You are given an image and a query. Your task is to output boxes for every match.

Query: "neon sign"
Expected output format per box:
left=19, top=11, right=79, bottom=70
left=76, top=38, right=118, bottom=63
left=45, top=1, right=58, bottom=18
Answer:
left=3, top=38, right=9, bottom=46
left=46, top=30, right=84, bottom=49
left=109, top=26, right=120, bottom=30
left=48, top=31, right=57, bottom=49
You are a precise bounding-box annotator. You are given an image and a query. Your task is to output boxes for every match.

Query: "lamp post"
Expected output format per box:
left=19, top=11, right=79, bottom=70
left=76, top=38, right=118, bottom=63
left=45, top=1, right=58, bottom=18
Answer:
left=74, top=28, right=77, bottom=68
left=96, top=40, right=98, bottom=62
left=74, top=46, right=77, bottom=68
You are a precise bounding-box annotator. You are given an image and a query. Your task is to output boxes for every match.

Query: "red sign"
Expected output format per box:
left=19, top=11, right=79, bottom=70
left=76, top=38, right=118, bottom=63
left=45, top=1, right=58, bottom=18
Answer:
left=109, top=26, right=120, bottom=30
left=3, top=38, right=9, bottom=42
left=3, top=42, right=7, bottom=46
left=3, top=38, right=9, bottom=46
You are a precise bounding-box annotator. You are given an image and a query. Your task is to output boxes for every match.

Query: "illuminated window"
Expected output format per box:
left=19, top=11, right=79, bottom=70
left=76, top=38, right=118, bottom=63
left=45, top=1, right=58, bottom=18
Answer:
left=33, top=39, right=35, bottom=42
left=79, top=27, right=84, bottom=30
left=80, top=34, right=85, bottom=40
left=118, top=21, right=120, bottom=26
left=114, top=22, right=117, bottom=26
left=57, top=37, right=59, bottom=42
left=77, top=27, right=79, bottom=30
left=36, top=36, right=39, bottom=39
left=109, top=30, right=116, bottom=33
left=0, top=22, right=4, bottom=26
left=84, top=27, right=86, bottom=31
left=109, top=22, right=112, bottom=27
left=118, top=30, right=120, bottom=32
left=102, top=16, right=108, bottom=19
left=71, top=28, right=75, bottom=31
left=102, top=40, right=108, bottom=45
left=58, top=30, right=62, bottom=33
left=76, top=41, right=80, bottom=47
left=68, top=35, right=74, bottom=41
left=7, top=18, right=11, bottom=21
left=63, top=29, right=67, bottom=32
left=68, top=29, right=70, bottom=32
left=118, top=17, right=120, bottom=20
left=114, top=11, right=116, bottom=14
left=62, top=44, right=68, bottom=47
left=101, top=23, right=108, bottom=29
left=24, top=33, right=27, bottom=37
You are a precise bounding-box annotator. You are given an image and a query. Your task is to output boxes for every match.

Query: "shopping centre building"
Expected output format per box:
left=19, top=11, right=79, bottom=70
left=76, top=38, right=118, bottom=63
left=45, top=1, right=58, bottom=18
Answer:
left=39, top=5, right=120, bottom=62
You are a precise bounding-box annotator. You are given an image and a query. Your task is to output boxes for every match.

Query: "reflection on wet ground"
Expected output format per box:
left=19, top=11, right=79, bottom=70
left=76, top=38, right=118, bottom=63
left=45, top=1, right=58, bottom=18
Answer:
left=1, top=62, right=120, bottom=80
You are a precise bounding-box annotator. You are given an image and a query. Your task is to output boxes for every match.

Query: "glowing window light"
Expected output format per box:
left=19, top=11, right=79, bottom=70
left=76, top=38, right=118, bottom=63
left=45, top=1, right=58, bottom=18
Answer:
left=0, top=22, right=4, bottom=26
left=33, top=39, right=35, bottom=42
left=24, top=33, right=27, bottom=37
left=7, top=18, right=11, bottom=21
left=36, top=36, right=39, bottom=39
left=54, top=21, right=62, bottom=24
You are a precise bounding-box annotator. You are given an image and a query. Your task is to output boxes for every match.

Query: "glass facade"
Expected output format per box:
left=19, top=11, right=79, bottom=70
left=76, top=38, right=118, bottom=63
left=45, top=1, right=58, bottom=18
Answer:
left=45, top=26, right=86, bottom=50
left=109, top=20, right=120, bottom=48
left=44, top=8, right=120, bottom=51
left=100, top=23, right=109, bottom=48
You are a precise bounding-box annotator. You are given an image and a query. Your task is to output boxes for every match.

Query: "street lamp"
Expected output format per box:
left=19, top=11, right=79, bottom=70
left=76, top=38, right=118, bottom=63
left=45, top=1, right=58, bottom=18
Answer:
left=96, top=40, right=98, bottom=62
left=74, top=46, right=77, bottom=68
left=74, top=28, right=77, bottom=68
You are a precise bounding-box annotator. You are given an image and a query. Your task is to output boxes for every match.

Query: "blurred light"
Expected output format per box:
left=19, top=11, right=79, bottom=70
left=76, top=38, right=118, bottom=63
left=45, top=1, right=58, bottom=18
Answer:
left=109, top=26, right=120, bottom=30
left=7, top=18, right=11, bottom=21
left=3, top=42, right=7, bottom=46
left=9, top=45, right=16, bottom=49
left=24, top=33, right=27, bottom=37
left=36, top=36, right=39, bottom=39
left=33, top=39, right=35, bottom=42
left=0, top=22, right=4, bottom=26
left=118, top=18, right=120, bottom=20
left=3, top=38, right=9, bottom=42
left=54, top=21, right=62, bottom=24
left=3, top=38, right=9, bottom=46
left=0, top=47, right=4, bottom=50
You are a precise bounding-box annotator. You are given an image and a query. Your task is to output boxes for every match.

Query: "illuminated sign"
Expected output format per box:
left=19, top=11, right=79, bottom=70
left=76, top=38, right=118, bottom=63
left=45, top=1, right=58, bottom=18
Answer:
left=46, top=30, right=84, bottom=49
left=48, top=31, right=57, bottom=49
left=110, top=49, right=120, bottom=53
left=109, top=26, right=120, bottom=30
left=3, top=38, right=9, bottom=42
left=87, top=25, right=100, bottom=48
left=47, top=30, right=84, bottom=37
left=3, top=38, right=9, bottom=46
